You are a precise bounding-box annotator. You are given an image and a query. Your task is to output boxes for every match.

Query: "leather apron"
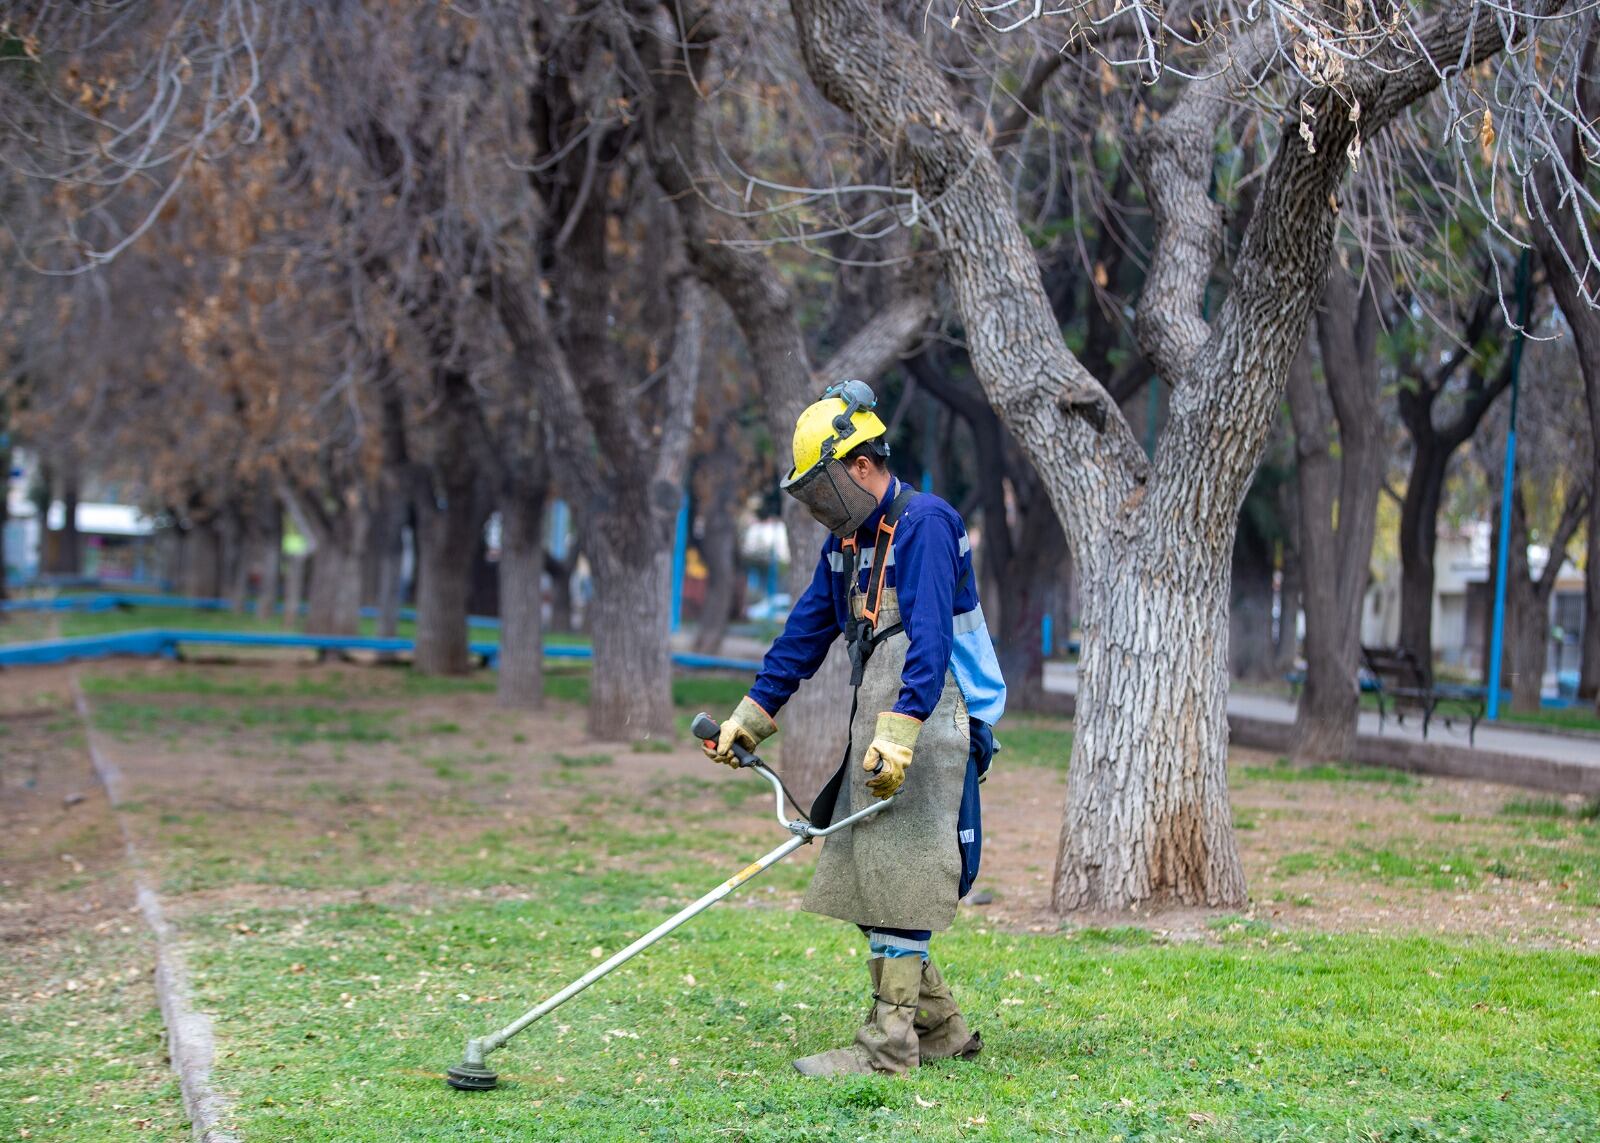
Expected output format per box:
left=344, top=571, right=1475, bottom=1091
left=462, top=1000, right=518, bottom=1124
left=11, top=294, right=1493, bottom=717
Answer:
left=800, top=577, right=972, bottom=932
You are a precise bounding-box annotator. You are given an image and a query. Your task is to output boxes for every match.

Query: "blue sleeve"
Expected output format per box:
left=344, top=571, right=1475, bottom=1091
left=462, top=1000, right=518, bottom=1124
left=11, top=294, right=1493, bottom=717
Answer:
left=746, top=548, right=841, bottom=718
left=891, top=509, right=958, bottom=721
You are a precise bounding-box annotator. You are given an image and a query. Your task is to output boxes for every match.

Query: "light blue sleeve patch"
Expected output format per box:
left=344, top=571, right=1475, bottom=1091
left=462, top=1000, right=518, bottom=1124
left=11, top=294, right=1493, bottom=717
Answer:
left=950, top=620, right=1007, bottom=725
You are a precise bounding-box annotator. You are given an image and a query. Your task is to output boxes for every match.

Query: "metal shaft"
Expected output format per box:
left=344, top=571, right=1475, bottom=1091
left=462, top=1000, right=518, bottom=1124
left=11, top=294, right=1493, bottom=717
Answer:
left=463, top=832, right=808, bottom=1066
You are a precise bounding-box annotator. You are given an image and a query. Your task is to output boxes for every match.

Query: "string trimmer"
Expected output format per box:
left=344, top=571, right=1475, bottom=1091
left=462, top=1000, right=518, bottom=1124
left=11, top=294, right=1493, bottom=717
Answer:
left=444, top=711, right=895, bottom=1091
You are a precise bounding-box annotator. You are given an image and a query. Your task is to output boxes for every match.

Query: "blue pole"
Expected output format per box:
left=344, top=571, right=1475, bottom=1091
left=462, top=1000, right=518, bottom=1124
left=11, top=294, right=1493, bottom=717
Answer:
left=1486, top=251, right=1532, bottom=722
left=670, top=492, right=689, bottom=633
left=549, top=500, right=569, bottom=562
left=1041, top=612, right=1054, bottom=658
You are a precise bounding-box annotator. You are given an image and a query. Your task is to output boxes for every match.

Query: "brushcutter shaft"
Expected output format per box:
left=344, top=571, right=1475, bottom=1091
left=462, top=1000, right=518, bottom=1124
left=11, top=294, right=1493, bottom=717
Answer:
left=473, top=833, right=808, bottom=1058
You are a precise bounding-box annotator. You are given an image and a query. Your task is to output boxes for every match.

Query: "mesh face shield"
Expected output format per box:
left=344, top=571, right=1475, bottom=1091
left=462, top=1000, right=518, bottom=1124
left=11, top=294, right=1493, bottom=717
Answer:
left=781, top=457, right=880, bottom=539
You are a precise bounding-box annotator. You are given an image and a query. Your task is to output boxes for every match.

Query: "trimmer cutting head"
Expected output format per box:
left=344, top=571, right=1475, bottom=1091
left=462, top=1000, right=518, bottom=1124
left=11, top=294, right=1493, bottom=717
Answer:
left=445, top=1061, right=499, bottom=1091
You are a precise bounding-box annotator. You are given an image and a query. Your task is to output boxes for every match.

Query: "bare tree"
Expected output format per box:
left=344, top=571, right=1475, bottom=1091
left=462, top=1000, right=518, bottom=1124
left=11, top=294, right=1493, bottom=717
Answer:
left=783, top=0, right=1593, bottom=912
left=1528, top=26, right=1600, bottom=705
left=1287, top=266, right=1386, bottom=762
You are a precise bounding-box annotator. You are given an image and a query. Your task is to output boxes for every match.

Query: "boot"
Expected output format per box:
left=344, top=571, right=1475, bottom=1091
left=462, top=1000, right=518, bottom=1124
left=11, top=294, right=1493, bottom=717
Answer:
left=793, top=956, right=921, bottom=1076
left=914, top=959, right=981, bottom=1061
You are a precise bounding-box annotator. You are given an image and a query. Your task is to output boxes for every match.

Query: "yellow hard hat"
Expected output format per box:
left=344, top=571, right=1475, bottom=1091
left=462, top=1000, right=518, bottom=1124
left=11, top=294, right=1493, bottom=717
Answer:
left=786, top=381, right=889, bottom=481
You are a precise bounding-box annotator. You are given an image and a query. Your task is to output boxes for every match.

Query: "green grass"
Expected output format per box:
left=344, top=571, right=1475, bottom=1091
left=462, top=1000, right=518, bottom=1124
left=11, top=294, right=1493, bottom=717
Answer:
left=990, top=715, right=1073, bottom=769
left=0, top=935, right=185, bottom=1141
left=554, top=752, right=614, bottom=769
left=1272, top=828, right=1600, bottom=906
left=183, top=897, right=1600, bottom=1142
left=1238, top=757, right=1418, bottom=787
left=92, top=699, right=399, bottom=745
left=1500, top=706, right=1600, bottom=734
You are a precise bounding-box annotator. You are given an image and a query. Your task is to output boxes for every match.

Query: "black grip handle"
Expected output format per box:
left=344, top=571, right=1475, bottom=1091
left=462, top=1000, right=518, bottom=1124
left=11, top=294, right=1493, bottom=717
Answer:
left=691, top=711, right=758, bottom=767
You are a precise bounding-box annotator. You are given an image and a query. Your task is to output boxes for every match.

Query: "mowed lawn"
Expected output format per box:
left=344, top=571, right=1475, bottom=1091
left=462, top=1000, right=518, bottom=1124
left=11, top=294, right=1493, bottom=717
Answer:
left=1, top=657, right=1597, bottom=1142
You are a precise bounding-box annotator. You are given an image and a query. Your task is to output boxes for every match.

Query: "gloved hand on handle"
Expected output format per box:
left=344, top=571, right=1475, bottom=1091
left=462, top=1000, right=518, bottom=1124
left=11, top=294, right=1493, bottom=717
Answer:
left=703, top=696, right=777, bottom=768
left=862, top=712, right=920, bottom=799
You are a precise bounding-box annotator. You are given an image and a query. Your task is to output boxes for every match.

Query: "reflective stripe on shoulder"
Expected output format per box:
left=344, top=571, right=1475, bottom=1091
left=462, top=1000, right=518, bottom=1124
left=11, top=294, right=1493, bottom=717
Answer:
left=827, top=550, right=846, bottom=572
left=958, top=533, right=971, bottom=556
left=952, top=604, right=986, bottom=635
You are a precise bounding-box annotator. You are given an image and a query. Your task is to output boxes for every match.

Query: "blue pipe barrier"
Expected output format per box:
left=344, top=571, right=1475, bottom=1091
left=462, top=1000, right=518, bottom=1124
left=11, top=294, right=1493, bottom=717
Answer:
left=0, top=627, right=760, bottom=674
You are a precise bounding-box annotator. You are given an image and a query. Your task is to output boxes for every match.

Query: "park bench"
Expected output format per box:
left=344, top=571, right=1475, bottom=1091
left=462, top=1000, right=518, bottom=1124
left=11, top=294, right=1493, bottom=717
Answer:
left=1360, top=645, right=1485, bottom=746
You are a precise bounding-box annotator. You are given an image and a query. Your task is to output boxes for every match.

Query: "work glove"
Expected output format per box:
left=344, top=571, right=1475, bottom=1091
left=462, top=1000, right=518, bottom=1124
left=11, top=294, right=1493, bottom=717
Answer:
left=862, top=712, right=920, bottom=799
left=704, top=696, right=777, bottom=768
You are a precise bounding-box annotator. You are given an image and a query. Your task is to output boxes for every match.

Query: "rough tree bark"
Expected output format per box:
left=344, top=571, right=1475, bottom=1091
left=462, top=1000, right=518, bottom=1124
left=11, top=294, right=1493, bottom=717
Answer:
left=544, top=549, right=577, bottom=634
left=1286, top=269, right=1386, bottom=762
left=788, top=0, right=1540, bottom=910
left=497, top=486, right=547, bottom=709
left=488, top=343, right=551, bottom=709
left=182, top=514, right=223, bottom=599
left=410, top=371, right=492, bottom=677
left=1529, top=34, right=1600, bottom=705
left=282, top=482, right=368, bottom=637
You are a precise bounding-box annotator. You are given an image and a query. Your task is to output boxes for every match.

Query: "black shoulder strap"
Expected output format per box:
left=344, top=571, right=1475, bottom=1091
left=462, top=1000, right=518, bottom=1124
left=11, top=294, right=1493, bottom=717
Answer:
left=884, top=486, right=918, bottom=525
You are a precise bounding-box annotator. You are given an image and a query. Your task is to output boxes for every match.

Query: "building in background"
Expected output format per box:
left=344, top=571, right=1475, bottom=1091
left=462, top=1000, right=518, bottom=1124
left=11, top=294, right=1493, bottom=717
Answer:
left=3, top=448, right=155, bottom=583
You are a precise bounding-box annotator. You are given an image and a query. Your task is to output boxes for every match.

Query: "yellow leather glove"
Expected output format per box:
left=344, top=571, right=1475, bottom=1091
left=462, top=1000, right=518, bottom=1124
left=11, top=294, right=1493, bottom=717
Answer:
left=703, top=696, right=777, bottom=768
left=862, top=712, right=920, bottom=799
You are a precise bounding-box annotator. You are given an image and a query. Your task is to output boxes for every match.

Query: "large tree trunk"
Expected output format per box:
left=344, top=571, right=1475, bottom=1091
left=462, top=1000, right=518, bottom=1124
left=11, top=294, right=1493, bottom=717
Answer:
left=1288, top=272, right=1385, bottom=762
left=545, top=550, right=577, bottom=634
left=497, top=490, right=546, bottom=709
left=305, top=532, right=364, bottom=636
left=1061, top=544, right=1247, bottom=909
left=411, top=371, right=490, bottom=677
left=1508, top=583, right=1548, bottom=716
left=413, top=495, right=481, bottom=675
left=222, top=505, right=252, bottom=613
left=183, top=519, right=223, bottom=599
left=59, top=466, right=82, bottom=576
left=1396, top=446, right=1447, bottom=674
left=1528, top=58, right=1600, bottom=705
left=586, top=535, right=676, bottom=740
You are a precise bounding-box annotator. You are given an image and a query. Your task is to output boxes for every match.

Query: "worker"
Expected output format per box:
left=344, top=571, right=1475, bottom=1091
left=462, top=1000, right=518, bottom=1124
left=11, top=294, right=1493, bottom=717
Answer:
left=704, top=379, right=1006, bottom=1077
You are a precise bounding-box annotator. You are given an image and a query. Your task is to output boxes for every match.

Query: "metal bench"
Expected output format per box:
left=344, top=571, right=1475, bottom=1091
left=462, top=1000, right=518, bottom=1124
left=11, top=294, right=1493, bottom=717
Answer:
left=1360, top=645, right=1485, bottom=745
